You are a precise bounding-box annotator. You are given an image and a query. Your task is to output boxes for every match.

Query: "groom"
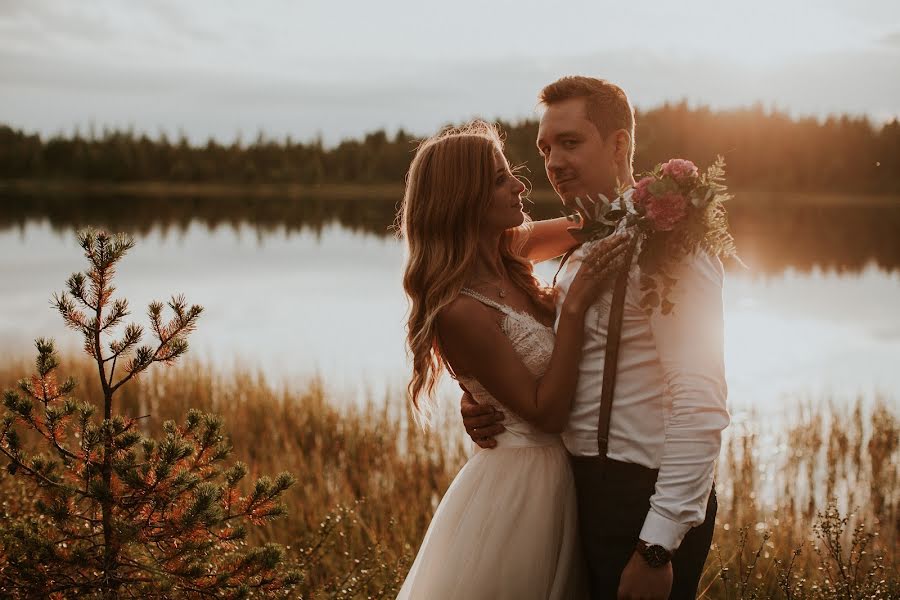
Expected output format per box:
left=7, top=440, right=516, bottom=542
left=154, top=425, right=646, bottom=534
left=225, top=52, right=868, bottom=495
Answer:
left=461, top=76, right=729, bottom=600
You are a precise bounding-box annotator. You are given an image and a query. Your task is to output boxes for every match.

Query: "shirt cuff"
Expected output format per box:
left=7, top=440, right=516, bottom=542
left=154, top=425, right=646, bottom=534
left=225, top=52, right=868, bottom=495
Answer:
left=639, top=509, right=692, bottom=552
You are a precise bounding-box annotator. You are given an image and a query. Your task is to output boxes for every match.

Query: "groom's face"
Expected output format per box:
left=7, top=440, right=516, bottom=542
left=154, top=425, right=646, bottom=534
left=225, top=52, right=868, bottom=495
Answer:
left=536, top=97, right=618, bottom=208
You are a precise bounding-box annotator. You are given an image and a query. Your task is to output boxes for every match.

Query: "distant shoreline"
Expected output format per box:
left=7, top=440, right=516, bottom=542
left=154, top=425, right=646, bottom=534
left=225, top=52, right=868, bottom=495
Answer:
left=1, top=179, right=898, bottom=207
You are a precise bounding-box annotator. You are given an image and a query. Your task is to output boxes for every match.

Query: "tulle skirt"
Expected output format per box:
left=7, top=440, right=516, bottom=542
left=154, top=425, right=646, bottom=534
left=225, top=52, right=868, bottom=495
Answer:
left=397, top=439, right=586, bottom=599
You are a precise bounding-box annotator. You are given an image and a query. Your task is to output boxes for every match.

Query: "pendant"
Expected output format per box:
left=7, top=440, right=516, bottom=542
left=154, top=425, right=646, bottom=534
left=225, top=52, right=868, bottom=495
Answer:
left=499, top=289, right=506, bottom=298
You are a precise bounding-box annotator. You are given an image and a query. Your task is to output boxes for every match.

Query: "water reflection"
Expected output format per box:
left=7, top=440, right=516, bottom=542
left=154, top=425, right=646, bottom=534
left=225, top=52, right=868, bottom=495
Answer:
left=2, top=216, right=898, bottom=415
left=528, top=195, right=900, bottom=275
left=2, top=192, right=899, bottom=275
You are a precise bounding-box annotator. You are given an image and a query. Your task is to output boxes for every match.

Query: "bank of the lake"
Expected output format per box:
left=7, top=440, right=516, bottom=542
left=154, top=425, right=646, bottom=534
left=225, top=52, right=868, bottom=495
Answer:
left=3, top=178, right=900, bottom=207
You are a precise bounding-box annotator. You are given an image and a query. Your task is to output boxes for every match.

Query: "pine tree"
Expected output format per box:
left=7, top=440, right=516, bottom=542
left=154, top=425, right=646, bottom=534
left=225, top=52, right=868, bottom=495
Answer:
left=0, top=230, right=301, bottom=598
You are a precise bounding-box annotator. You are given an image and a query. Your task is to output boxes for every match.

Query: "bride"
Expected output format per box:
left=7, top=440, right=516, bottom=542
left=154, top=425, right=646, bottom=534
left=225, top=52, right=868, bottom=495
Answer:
left=397, top=120, right=630, bottom=599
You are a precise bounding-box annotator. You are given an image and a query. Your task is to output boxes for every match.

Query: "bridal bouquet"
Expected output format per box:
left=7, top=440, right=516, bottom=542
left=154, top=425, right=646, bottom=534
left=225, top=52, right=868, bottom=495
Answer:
left=567, top=156, right=740, bottom=315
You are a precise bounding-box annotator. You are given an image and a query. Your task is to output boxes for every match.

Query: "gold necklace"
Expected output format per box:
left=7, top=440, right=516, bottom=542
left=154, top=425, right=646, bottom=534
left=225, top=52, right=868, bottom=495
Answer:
left=468, top=276, right=508, bottom=298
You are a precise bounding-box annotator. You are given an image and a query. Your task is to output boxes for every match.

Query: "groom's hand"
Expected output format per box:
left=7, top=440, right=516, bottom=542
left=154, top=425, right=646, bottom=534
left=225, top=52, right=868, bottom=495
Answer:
left=617, top=550, right=673, bottom=600
left=460, top=385, right=504, bottom=449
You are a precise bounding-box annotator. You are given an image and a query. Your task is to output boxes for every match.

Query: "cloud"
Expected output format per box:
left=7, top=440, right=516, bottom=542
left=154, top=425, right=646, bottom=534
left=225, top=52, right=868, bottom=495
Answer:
left=880, top=31, right=900, bottom=47
left=134, top=0, right=225, bottom=45
left=1, top=43, right=897, bottom=146
left=0, top=0, right=118, bottom=46
left=0, top=47, right=205, bottom=95
left=0, top=0, right=223, bottom=60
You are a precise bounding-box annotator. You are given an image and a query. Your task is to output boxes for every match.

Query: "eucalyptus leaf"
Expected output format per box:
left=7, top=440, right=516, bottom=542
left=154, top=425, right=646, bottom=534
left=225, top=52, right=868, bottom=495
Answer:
left=639, top=274, right=657, bottom=291
left=661, top=299, right=675, bottom=315
left=640, top=291, right=660, bottom=308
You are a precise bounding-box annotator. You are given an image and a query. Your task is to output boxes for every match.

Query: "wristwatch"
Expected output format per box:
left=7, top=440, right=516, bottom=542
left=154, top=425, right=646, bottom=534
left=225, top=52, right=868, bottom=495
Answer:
left=636, top=539, right=673, bottom=567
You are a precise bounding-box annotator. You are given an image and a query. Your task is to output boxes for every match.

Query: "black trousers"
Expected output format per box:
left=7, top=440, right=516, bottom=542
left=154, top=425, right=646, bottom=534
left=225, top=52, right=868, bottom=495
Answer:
left=570, top=456, right=717, bottom=600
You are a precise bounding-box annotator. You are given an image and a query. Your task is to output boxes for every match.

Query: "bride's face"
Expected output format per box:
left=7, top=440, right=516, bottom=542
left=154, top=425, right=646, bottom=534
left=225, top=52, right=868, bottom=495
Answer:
left=483, top=150, right=526, bottom=232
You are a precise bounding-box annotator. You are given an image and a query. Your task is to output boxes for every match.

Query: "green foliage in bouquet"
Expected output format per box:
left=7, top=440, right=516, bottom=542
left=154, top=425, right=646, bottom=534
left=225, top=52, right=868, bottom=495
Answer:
left=0, top=230, right=300, bottom=599
left=564, top=156, right=741, bottom=316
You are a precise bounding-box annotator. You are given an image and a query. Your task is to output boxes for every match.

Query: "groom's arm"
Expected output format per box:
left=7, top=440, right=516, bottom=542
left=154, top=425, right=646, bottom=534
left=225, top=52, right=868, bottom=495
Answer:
left=641, top=250, right=730, bottom=552
left=461, top=391, right=505, bottom=449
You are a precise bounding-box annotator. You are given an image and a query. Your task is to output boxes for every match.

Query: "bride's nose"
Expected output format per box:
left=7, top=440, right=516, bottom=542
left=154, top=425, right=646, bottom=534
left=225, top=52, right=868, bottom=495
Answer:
left=512, top=177, right=526, bottom=194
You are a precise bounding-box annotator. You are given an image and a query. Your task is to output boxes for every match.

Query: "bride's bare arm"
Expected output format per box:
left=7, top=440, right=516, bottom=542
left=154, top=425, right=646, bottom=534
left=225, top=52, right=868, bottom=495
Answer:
left=438, top=300, right=585, bottom=433
left=440, top=233, right=631, bottom=433
left=517, top=217, right=581, bottom=263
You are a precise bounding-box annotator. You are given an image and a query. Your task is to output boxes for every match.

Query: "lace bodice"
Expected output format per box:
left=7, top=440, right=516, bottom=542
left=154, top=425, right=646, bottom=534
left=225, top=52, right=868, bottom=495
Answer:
left=457, top=288, right=560, bottom=448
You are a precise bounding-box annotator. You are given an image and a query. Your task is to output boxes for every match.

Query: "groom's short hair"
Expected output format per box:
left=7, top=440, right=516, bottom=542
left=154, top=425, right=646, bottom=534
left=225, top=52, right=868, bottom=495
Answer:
left=539, top=76, right=635, bottom=162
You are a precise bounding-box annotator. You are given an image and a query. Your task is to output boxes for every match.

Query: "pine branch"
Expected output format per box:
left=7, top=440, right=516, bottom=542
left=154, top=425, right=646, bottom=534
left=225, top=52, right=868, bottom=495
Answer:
left=4, top=398, right=85, bottom=471
left=111, top=297, right=202, bottom=393
left=63, top=272, right=96, bottom=312
left=104, top=323, right=143, bottom=365
left=100, top=298, right=129, bottom=333
left=0, top=443, right=87, bottom=499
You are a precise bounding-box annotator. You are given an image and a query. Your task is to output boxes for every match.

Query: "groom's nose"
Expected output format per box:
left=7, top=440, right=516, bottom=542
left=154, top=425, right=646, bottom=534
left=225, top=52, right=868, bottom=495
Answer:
left=545, top=149, right=567, bottom=177
left=547, top=162, right=567, bottom=185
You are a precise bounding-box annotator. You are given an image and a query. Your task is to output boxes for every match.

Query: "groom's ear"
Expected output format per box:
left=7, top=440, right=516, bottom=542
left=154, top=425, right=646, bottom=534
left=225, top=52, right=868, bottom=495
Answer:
left=612, top=129, right=632, bottom=164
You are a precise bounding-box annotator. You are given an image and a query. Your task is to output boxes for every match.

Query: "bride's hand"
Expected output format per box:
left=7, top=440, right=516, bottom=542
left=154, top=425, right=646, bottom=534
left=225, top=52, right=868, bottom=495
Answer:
left=563, top=231, right=634, bottom=315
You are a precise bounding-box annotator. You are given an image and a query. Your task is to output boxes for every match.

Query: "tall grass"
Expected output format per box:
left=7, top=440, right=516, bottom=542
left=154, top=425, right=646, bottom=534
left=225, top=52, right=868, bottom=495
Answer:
left=706, top=397, right=898, bottom=598
left=1, top=355, right=896, bottom=598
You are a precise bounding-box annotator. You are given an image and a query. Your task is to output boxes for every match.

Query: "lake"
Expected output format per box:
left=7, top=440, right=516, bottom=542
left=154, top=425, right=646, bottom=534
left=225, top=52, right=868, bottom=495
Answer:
left=1, top=192, right=898, bottom=419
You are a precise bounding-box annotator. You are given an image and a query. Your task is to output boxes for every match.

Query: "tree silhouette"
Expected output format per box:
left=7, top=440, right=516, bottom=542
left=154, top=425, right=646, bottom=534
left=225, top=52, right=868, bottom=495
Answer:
left=2, top=104, right=898, bottom=193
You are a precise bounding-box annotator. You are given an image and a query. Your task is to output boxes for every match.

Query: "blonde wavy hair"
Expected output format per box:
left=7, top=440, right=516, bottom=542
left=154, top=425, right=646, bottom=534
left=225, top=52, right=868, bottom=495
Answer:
left=398, top=120, right=555, bottom=412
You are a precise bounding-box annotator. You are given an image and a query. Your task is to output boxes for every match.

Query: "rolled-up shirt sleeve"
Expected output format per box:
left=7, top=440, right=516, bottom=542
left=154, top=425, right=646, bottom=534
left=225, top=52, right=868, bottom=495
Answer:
left=639, top=250, right=730, bottom=551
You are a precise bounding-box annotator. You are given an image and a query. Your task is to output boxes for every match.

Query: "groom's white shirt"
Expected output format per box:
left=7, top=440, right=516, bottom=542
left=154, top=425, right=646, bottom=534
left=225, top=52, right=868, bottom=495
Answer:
left=553, top=192, right=730, bottom=552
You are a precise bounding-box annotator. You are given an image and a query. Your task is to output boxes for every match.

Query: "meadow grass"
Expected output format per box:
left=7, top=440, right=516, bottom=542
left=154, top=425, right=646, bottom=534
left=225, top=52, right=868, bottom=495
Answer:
left=1, top=354, right=897, bottom=598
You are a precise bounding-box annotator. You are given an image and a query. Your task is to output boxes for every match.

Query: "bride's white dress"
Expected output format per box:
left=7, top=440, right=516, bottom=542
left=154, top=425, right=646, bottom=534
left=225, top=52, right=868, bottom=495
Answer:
left=397, top=289, right=585, bottom=600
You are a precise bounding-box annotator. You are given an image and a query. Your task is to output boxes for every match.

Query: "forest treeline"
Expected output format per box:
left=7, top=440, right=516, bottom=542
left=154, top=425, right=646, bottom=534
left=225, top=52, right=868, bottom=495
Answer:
left=1, top=102, right=898, bottom=194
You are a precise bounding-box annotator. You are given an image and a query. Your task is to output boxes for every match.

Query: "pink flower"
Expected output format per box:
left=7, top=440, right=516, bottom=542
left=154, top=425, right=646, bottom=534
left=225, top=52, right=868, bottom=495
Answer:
left=661, top=158, right=699, bottom=184
left=643, top=192, right=688, bottom=231
left=632, top=176, right=654, bottom=204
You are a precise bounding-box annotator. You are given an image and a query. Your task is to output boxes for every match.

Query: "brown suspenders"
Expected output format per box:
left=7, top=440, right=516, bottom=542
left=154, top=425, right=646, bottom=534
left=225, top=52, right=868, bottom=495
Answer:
left=554, top=240, right=635, bottom=459
left=596, top=257, right=631, bottom=460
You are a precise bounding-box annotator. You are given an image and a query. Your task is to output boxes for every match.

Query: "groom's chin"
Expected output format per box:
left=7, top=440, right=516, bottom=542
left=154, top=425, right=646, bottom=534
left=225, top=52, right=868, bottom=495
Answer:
left=558, top=192, right=579, bottom=209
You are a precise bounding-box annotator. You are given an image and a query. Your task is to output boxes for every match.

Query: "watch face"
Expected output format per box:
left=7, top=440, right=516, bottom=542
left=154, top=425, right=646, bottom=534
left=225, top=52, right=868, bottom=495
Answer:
left=641, top=544, right=672, bottom=567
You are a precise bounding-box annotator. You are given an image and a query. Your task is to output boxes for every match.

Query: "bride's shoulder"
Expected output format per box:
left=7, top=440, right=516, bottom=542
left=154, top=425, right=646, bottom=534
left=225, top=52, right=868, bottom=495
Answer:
left=436, top=295, right=507, bottom=373
left=438, top=294, right=496, bottom=329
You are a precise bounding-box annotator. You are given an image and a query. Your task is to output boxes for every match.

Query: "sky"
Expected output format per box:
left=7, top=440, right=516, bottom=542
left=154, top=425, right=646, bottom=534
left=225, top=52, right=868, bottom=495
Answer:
left=1, top=0, right=899, bottom=145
